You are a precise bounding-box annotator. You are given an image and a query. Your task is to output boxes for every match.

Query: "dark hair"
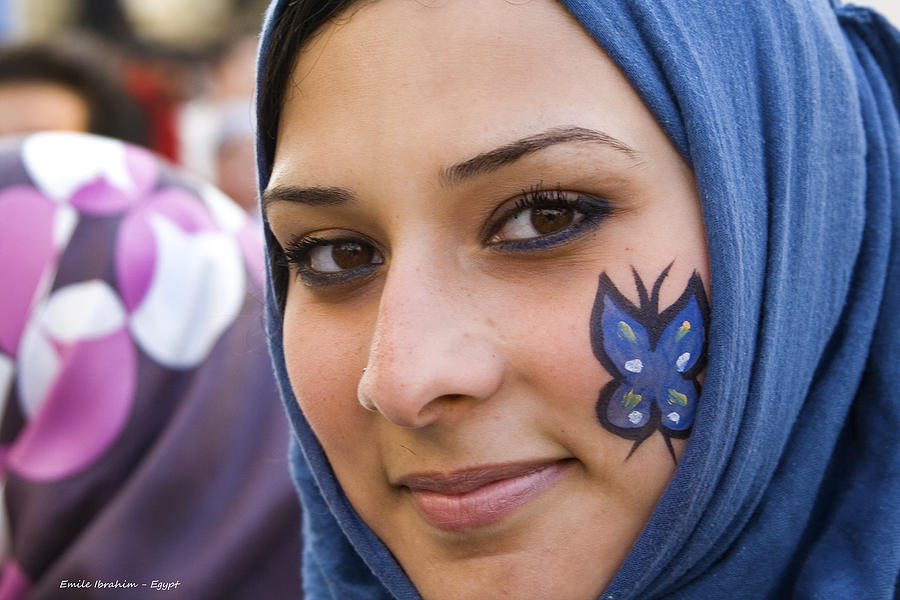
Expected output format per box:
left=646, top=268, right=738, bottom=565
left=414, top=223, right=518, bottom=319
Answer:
left=258, top=0, right=358, bottom=310
left=0, top=39, right=149, bottom=146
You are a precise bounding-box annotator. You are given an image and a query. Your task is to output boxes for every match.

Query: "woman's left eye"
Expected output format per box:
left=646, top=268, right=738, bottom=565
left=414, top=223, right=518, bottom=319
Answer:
left=491, top=205, right=582, bottom=242
left=486, top=188, right=612, bottom=248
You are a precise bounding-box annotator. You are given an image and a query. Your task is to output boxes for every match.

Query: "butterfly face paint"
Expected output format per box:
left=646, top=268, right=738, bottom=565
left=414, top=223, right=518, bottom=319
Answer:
left=590, top=265, right=709, bottom=461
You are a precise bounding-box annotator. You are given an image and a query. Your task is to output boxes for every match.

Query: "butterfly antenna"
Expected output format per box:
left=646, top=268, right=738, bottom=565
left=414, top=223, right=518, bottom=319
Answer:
left=632, top=267, right=650, bottom=309
left=650, top=262, right=674, bottom=313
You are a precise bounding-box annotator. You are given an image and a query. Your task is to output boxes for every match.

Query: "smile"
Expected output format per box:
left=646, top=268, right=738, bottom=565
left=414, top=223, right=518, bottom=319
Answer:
left=398, top=460, right=574, bottom=531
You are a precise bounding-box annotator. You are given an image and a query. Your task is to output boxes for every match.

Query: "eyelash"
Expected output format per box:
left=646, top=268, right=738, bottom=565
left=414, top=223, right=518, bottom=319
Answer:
left=280, top=235, right=382, bottom=287
left=279, top=186, right=613, bottom=288
left=484, top=186, right=613, bottom=251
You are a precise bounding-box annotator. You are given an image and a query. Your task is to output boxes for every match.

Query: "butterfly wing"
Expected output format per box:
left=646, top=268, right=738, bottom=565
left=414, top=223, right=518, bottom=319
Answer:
left=600, top=381, right=655, bottom=433
left=592, top=280, right=655, bottom=436
left=592, top=284, right=651, bottom=379
left=653, top=274, right=707, bottom=433
left=655, top=377, right=699, bottom=433
left=655, top=283, right=706, bottom=377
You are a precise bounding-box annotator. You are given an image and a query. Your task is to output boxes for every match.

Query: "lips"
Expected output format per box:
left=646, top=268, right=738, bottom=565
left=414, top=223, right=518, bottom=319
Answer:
left=397, top=460, right=573, bottom=531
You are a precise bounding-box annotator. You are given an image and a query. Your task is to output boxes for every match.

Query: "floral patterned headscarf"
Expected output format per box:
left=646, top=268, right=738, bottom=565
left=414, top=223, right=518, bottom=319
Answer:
left=0, top=132, right=300, bottom=598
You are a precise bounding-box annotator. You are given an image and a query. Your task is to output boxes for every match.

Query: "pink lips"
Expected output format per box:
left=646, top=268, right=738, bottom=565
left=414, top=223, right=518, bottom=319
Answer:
left=398, top=460, right=573, bottom=531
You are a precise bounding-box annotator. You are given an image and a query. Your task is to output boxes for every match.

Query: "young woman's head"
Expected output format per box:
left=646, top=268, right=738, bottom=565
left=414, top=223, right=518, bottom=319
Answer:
left=261, top=1, right=708, bottom=597
left=257, top=1, right=900, bottom=598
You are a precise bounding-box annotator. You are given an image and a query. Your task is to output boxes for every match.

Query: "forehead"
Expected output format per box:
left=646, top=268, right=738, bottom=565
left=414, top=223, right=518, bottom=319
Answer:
left=271, top=0, right=655, bottom=185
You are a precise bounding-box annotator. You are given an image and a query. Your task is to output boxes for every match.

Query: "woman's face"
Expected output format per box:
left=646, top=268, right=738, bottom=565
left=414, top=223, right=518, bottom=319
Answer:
left=265, top=0, right=709, bottom=598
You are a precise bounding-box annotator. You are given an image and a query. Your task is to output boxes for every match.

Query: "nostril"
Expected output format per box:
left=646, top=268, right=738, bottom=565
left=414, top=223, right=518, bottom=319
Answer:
left=358, top=393, right=378, bottom=412
left=358, top=369, right=378, bottom=412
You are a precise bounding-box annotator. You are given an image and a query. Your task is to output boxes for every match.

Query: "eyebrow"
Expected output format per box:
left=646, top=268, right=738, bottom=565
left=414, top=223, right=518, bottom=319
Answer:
left=440, top=126, right=639, bottom=187
left=262, top=125, right=638, bottom=208
left=262, top=185, right=355, bottom=208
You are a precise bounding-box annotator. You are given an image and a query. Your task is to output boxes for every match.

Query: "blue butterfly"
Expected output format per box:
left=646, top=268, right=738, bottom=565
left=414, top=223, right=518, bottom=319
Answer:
left=590, top=265, right=709, bottom=461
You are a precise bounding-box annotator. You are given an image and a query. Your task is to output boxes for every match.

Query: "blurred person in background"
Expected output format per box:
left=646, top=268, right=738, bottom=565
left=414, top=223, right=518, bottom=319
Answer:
left=209, top=29, right=259, bottom=216
left=0, top=3, right=299, bottom=597
left=179, top=28, right=260, bottom=216
left=0, top=131, right=301, bottom=598
left=74, top=0, right=225, bottom=163
left=0, top=37, right=148, bottom=145
left=214, top=96, right=258, bottom=215
left=74, top=0, right=265, bottom=181
left=1, top=0, right=265, bottom=212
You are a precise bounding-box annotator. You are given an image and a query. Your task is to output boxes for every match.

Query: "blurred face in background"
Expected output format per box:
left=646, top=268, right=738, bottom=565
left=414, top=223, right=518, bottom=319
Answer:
left=216, top=135, right=257, bottom=213
left=0, top=82, right=89, bottom=136
left=265, top=0, right=709, bottom=598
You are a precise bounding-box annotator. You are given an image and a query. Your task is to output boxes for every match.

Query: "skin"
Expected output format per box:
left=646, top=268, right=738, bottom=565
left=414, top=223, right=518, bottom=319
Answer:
left=0, top=82, right=89, bottom=136
left=265, top=1, right=709, bottom=598
left=216, top=136, right=258, bottom=213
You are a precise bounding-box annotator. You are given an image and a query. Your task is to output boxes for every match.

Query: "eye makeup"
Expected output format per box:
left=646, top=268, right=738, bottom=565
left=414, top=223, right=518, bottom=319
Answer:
left=483, top=186, right=614, bottom=251
left=276, top=185, right=616, bottom=290
left=279, top=233, right=385, bottom=287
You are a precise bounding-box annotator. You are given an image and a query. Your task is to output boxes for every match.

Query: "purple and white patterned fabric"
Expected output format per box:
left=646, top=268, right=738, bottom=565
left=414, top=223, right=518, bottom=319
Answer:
left=0, top=132, right=300, bottom=598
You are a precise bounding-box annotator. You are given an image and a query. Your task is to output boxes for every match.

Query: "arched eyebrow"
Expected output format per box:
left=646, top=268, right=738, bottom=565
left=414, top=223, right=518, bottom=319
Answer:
left=440, top=126, right=639, bottom=187
left=262, top=125, right=639, bottom=208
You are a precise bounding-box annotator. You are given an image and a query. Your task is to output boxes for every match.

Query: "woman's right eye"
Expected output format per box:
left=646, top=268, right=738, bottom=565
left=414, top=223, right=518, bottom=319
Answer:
left=308, top=240, right=381, bottom=272
left=283, top=236, right=385, bottom=285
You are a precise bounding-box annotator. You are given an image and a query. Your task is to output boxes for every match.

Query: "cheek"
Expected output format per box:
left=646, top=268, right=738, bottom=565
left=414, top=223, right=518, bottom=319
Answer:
left=282, top=298, right=373, bottom=454
left=497, top=277, right=608, bottom=414
left=637, top=168, right=708, bottom=283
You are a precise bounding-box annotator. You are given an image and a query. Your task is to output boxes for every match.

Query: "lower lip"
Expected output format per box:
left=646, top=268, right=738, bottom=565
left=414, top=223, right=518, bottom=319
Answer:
left=408, top=461, right=573, bottom=531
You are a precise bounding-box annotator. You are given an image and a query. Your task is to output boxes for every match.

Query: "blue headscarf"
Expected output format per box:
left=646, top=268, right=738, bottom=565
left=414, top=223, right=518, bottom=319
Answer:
left=256, top=1, right=900, bottom=598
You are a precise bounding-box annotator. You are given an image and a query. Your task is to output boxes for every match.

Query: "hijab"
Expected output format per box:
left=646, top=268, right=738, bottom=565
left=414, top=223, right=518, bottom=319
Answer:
left=0, top=132, right=301, bottom=598
left=255, top=1, right=900, bottom=598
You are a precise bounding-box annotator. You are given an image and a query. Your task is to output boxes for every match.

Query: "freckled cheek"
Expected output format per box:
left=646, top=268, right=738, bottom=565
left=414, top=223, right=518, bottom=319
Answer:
left=282, top=309, right=373, bottom=456
left=499, top=286, right=607, bottom=410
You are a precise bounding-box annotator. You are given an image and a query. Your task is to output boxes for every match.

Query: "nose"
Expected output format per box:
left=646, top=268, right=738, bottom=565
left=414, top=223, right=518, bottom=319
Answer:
left=357, top=254, right=504, bottom=428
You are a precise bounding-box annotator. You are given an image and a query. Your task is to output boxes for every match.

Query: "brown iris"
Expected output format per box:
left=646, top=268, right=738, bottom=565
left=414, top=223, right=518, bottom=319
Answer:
left=531, top=207, right=575, bottom=234
left=331, top=241, right=375, bottom=270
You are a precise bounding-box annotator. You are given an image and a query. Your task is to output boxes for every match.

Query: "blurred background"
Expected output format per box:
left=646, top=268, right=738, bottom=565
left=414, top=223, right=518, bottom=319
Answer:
left=0, top=0, right=268, bottom=214
left=862, top=0, right=899, bottom=24
left=0, top=5, right=306, bottom=597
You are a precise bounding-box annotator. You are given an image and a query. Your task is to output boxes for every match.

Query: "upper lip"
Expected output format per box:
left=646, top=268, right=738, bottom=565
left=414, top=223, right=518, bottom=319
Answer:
left=395, top=460, right=565, bottom=495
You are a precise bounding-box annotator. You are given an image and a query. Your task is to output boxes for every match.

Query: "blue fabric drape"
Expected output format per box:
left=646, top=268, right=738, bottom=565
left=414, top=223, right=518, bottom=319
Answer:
left=256, top=1, right=900, bottom=598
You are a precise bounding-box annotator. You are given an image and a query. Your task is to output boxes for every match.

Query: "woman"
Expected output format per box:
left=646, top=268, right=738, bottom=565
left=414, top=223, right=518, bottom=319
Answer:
left=0, top=132, right=301, bottom=598
left=256, top=0, right=900, bottom=598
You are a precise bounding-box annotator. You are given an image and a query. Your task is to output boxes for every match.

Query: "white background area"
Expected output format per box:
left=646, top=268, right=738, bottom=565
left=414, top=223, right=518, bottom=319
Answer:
left=853, top=0, right=900, bottom=27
